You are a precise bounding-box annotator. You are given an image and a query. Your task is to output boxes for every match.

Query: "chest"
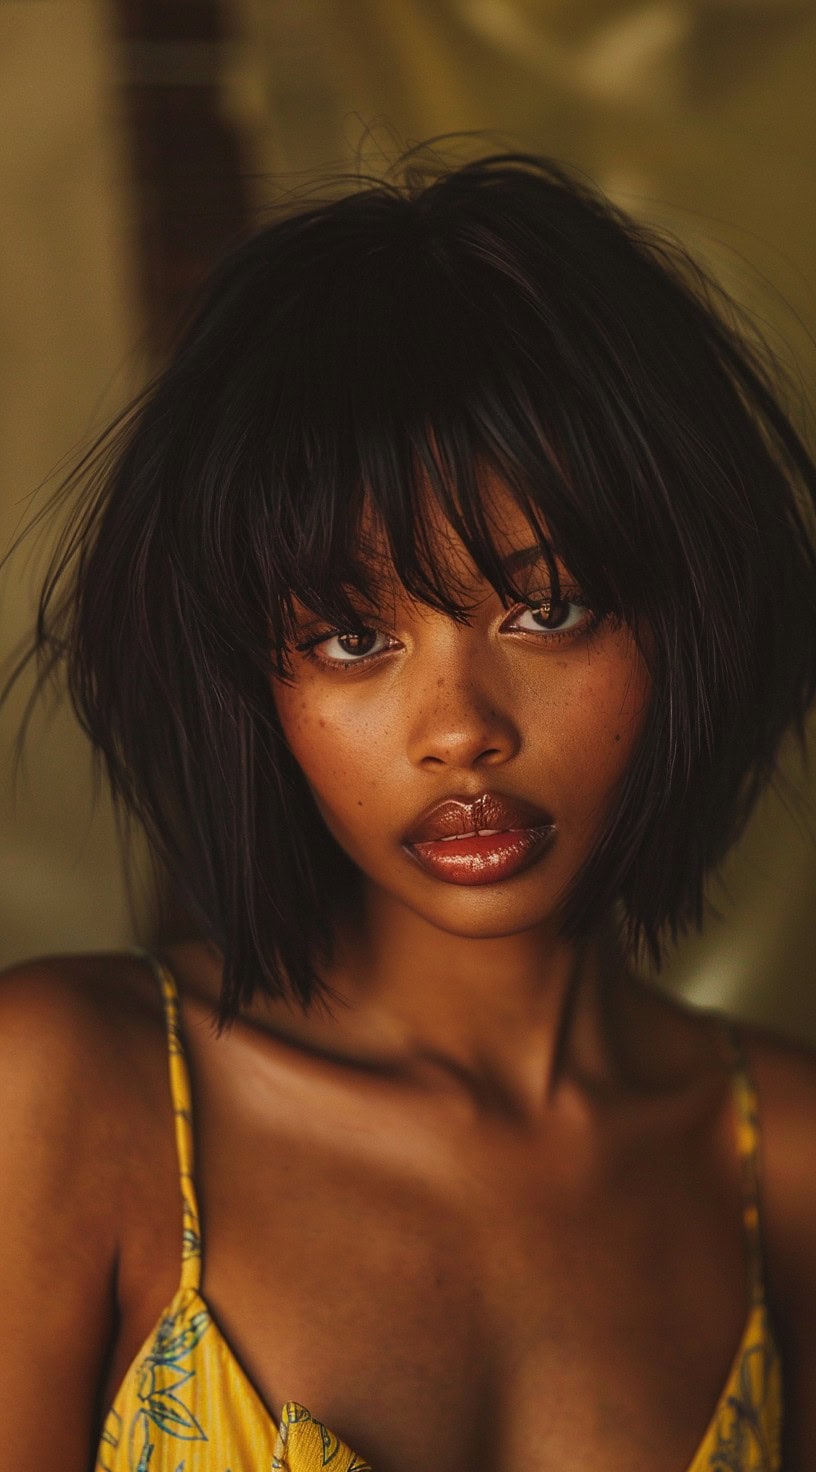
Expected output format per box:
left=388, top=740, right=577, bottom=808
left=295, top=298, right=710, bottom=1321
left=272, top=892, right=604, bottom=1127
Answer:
left=183, top=1085, right=748, bottom=1472
left=111, top=994, right=755, bottom=1472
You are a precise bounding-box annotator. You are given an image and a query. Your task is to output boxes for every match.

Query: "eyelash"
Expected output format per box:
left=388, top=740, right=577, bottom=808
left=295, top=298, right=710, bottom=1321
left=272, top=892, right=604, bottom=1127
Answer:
left=294, top=597, right=604, bottom=672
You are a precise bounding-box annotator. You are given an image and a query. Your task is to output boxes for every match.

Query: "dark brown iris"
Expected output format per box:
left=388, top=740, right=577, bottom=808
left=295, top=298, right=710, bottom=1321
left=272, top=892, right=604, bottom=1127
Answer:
left=337, top=629, right=379, bottom=656
left=528, top=597, right=566, bottom=629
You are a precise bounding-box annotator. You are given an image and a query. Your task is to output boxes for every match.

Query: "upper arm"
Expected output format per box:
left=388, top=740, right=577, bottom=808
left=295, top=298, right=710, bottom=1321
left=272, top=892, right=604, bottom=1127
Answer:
left=0, top=962, right=125, bottom=1469
left=743, top=1027, right=816, bottom=1470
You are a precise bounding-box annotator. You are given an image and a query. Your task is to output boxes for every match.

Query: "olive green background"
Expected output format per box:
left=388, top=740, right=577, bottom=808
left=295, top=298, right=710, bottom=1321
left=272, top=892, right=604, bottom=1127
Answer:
left=1, top=0, right=814, bottom=1040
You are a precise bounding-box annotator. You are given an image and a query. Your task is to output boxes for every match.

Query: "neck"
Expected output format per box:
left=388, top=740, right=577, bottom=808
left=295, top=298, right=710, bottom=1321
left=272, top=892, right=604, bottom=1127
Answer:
left=317, top=885, right=629, bottom=1124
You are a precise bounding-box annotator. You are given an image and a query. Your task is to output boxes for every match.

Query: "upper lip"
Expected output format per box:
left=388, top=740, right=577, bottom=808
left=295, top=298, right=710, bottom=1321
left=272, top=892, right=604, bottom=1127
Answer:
left=403, top=791, right=555, bottom=844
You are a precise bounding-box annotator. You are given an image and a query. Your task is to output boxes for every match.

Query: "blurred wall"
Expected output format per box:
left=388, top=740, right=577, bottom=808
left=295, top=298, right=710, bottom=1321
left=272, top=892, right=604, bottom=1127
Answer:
left=0, top=0, right=149, bottom=961
left=1, top=0, right=815, bottom=1042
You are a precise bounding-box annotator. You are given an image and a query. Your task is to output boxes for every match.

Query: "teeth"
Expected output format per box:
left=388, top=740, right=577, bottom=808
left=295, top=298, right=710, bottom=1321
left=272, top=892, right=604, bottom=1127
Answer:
left=438, top=828, right=505, bottom=841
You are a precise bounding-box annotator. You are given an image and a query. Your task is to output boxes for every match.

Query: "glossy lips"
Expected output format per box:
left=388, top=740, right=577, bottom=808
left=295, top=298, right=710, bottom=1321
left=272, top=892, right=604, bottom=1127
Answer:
left=402, top=791, right=556, bottom=886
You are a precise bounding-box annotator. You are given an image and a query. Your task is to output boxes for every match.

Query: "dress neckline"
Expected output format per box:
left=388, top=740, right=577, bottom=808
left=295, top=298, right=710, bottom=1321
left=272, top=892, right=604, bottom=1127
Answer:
left=103, top=1276, right=772, bottom=1472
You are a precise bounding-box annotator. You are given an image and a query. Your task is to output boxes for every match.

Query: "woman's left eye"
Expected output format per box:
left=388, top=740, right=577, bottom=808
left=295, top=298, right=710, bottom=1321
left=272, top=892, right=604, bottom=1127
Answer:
left=506, top=597, right=595, bottom=638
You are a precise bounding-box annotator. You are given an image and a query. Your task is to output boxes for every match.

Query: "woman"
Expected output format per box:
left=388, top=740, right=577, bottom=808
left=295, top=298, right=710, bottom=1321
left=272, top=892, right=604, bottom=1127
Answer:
left=1, top=148, right=814, bottom=1471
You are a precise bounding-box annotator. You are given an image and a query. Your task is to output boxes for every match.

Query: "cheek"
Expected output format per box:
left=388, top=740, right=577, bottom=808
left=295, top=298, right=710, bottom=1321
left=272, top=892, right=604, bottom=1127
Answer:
left=273, top=682, right=332, bottom=777
left=535, top=637, right=650, bottom=812
left=272, top=679, right=385, bottom=817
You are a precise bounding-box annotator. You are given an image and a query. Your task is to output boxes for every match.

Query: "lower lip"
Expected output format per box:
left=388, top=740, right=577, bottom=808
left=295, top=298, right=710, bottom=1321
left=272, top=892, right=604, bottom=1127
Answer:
left=403, top=825, right=556, bottom=886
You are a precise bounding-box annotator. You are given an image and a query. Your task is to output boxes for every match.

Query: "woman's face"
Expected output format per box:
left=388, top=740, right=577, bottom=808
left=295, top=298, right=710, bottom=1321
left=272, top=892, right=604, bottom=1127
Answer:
left=271, top=482, right=651, bottom=942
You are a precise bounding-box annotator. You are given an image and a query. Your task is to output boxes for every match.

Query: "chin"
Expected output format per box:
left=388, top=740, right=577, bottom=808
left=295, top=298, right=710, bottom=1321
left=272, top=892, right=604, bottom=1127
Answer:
left=399, top=886, right=565, bottom=940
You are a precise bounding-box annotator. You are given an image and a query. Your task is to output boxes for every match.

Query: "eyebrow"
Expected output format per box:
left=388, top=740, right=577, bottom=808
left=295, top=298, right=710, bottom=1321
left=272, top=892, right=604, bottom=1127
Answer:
left=343, top=542, right=552, bottom=587
left=501, top=544, right=552, bottom=573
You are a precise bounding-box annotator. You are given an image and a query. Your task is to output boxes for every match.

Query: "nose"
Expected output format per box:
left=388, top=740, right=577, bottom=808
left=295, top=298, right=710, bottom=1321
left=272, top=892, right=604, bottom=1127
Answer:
left=405, top=636, right=521, bottom=771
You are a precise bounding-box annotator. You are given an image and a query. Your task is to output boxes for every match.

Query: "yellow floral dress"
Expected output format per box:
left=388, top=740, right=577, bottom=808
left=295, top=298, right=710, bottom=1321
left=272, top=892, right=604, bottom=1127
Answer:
left=95, top=955, right=782, bottom=1471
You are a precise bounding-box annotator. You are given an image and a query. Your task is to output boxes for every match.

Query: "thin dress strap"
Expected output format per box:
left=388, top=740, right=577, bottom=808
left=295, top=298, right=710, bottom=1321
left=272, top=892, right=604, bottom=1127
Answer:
left=133, top=947, right=203, bottom=1295
left=722, top=1021, right=765, bottom=1308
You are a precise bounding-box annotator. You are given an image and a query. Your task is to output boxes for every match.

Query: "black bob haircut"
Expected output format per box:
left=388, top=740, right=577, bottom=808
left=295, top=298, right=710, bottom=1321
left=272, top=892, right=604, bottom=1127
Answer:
left=16, top=146, right=816, bottom=1021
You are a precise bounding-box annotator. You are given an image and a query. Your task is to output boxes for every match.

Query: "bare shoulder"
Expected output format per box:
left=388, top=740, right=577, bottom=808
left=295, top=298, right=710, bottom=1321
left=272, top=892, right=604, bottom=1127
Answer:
left=728, top=1020, right=816, bottom=1463
left=0, top=947, right=171, bottom=1225
left=626, top=984, right=816, bottom=1460
left=0, top=947, right=179, bottom=1294
left=0, top=947, right=167, bottom=1100
left=737, top=1020, right=816, bottom=1196
left=734, top=1021, right=816, bottom=1300
left=0, top=944, right=161, bottom=1018
left=623, top=981, right=816, bottom=1256
left=0, top=950, right=173, bottom=1463
left=650, top=993, right=816, bottom=1271
left=739, top=1017, right=816, bottom=1142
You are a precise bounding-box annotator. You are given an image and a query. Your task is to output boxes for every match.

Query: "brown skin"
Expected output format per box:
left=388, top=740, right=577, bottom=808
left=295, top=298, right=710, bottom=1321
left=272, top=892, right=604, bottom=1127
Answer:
left=0, top=486, right=815, bottom=1469
left=268, top=484, right=651, bottom=1108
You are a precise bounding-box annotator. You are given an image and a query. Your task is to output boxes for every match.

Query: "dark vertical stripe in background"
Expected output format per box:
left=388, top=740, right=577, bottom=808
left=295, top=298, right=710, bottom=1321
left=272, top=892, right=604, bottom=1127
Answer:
left=110, top=0, right=254, bottom=942
left=111, top=0, right=253, bottom=340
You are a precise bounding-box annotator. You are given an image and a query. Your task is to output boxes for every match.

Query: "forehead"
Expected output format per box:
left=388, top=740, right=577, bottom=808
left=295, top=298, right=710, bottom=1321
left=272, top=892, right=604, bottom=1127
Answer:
left=358, top=469, right=552, bottom=585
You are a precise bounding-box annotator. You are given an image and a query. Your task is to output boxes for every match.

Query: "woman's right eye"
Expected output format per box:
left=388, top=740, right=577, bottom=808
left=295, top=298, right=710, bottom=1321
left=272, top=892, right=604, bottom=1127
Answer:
left=295, top=627, right=395, bottom=667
